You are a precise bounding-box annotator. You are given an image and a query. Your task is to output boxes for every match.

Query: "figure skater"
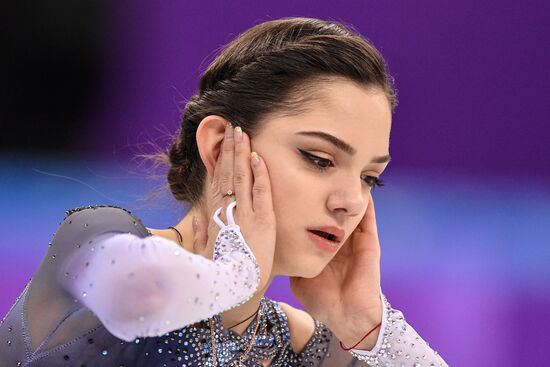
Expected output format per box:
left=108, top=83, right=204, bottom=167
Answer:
left=0, top=17, right=448, bottom=366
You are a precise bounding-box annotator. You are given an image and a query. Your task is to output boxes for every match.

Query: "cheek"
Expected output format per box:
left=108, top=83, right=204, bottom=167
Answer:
left=260, top=155, right=315, bottom=239
left=263, top=155, right=316, bottom=218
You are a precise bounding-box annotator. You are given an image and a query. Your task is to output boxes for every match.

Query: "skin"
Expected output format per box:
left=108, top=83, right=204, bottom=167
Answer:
left=149, top=78, right=392, bottom=361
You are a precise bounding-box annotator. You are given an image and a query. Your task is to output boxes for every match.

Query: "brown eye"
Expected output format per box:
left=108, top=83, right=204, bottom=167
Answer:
left=362, top=175, right=385, bottom=189
left=299, top=149, right=385, bottom=189
left=298, top=149, right=334, bottom=170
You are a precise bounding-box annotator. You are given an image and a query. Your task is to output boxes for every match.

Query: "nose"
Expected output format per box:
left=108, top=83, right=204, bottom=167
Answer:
left=326, top=177, right=365, bottom=217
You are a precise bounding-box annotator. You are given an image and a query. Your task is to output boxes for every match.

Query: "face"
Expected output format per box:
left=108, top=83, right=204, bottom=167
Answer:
left=249, top=79, right=392, bottom=278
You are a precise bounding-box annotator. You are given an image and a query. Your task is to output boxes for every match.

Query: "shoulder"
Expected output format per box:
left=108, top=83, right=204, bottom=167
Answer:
left=64, top=204, right=135, bottom=220
left=59, top=204, right=150, bottom=238
left=277, top=301, right=316, bottom=354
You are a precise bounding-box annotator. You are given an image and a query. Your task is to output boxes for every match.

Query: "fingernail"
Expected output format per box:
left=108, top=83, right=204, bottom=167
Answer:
left=251, top=151, right=260, bottom=167
left=225, top=123, right=233, bottom=138
left=234, top=126, right=243, bottom=143
left=192, top=216, right=198, bottom=231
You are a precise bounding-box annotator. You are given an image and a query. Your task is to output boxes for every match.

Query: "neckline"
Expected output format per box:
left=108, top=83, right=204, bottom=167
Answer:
left=208, top=297, right=329, bottom=361
left=167, top=226, right=183, bottom=246
left=214, top=297, right=285, bottom=339
left=208, top=297, right=291, bottom=365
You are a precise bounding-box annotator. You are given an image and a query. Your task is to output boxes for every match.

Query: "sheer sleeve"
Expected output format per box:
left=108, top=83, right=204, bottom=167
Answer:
left=316, top=289, right=447, bottom=367
left=59, top=201, right=260, bottom=342
left=1, top=204, right=154, bottom=363
left=344, top=290, right=448, bottom=366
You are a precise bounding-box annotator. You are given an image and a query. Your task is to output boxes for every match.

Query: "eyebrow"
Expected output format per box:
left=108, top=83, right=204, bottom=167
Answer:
left=296, top=131, right=391, bottom=164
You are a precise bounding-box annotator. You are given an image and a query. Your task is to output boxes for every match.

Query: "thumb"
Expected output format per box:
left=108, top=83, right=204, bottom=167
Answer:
left=192, top=215, right=208, bottom=254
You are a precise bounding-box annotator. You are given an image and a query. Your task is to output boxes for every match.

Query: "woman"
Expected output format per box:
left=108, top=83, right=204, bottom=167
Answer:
left=0, top=17, right=448, bottom=366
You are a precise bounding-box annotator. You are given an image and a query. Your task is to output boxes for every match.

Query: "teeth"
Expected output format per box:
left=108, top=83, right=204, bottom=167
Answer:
left=310, top=230, right=336, bottom=242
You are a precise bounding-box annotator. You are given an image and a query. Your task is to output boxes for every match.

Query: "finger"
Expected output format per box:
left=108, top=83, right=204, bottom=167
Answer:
left=211, top=124, right=228, bottom=184
left=233, top=126, right=253, bottom=212
left=354, top=193, right=381, bottom=257
left=361, top=193, right=379, bottom=237
left=250, top=152, right=274, bottom=214
left=212, top=123, right=235, bottom=222
left=220, top=123, right=235, bottom=196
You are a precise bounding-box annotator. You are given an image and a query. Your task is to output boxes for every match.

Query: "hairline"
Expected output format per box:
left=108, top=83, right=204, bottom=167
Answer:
left=253, top=75, right=389, bottom=129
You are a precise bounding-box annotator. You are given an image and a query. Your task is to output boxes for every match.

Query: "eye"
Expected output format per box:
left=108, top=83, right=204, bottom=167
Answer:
left=298, top=149, right=334, bottom=169
left=361, top=175, right=385, bottom=189
left=298, top=149, right=385, bottom=189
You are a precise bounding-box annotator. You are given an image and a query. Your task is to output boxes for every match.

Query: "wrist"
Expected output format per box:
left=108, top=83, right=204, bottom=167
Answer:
left=332, top=299, right=383, bottom=351
left=339, top=322, right=381, bottom=351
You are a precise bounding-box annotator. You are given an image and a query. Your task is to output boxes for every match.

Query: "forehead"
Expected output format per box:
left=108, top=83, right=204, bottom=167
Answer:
left=264, top=79, right=392, bottom=151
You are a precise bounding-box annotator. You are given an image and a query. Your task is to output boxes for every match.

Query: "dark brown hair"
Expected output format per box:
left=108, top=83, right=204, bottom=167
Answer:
left=155, top=17, right=397, bottom=208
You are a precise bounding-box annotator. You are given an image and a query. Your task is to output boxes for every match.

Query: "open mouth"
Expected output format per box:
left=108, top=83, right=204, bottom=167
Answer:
left=308, top=230, right=338, bottom=243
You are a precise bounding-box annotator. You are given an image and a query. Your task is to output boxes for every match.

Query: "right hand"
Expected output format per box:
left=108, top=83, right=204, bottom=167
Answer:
left=192, top=122, right=276, bottom=291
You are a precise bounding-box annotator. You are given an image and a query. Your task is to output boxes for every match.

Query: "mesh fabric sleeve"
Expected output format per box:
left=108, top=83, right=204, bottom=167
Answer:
left=326, top=289, right=449, bottom=366
left=1, top=204, right=155, bottom=362
left=317, top=292, right=448, bottom=367
left=59, top=201, right=260, bottom=342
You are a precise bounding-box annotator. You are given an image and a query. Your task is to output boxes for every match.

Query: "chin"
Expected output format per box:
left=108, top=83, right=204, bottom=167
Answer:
left=276, top=235, right=333, bottom=278
left=298, top=267, right=325, bottom=279
left=281, top=257, right=329, bottom=278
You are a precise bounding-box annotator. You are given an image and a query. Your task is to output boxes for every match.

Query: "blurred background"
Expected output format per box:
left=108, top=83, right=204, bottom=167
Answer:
left=1, top=1, right=549, bottom=365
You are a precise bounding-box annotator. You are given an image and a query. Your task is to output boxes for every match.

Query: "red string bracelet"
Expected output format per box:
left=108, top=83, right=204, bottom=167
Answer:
left=339, top=321, right=382, bottom=351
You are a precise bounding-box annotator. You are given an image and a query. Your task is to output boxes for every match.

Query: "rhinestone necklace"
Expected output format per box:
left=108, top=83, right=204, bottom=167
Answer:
left=209, top=304, right=263, bottom=367
left=168, top=226, right=280, bottom=365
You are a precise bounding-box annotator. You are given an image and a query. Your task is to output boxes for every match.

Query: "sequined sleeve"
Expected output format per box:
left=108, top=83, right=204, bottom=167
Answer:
left=60, top=201, right=260, bottom=342
left=344, top=290, right=448, bottom=366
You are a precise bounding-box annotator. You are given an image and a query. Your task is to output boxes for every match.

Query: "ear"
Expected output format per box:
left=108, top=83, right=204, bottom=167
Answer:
left=196, top=115, right=231, bottom=177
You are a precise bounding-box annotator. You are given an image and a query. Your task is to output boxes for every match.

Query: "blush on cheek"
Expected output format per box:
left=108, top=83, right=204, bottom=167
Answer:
left=267, top=161, right=307, bottom=211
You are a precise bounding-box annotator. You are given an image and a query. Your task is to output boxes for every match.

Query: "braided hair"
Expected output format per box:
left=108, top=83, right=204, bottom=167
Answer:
left=164, top=17, right=397, bottom=206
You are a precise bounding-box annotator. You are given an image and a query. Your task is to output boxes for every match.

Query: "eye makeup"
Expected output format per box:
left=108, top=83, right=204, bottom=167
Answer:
left=297, top=148, right=385, bottom=189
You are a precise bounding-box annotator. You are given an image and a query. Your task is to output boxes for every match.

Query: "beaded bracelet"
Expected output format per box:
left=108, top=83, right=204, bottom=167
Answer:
left=339, top=322, right=382, bottom=351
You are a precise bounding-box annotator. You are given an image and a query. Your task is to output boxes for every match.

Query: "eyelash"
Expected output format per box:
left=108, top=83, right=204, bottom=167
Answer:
left=298, top=149, right=385, bottom=189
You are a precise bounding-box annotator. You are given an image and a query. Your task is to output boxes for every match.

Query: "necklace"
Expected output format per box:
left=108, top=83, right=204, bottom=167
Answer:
left=169, top=225, right=273, bottom=365
left=168, top=225, right=260, bottom=329
left=228, top=303, right=261, bottom=329
left=209, top=303, right=263, bottom=367
left=168, top=226, right=183, bottom=246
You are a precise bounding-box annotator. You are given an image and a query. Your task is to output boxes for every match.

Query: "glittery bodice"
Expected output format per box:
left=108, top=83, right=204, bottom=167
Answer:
left=0, top=284, right=333, bottom=366
left=0, top=204, right=337, bottom=366
left=0, top=204, right=448, bottom=366
left=125, top=297, right=334, bottom=367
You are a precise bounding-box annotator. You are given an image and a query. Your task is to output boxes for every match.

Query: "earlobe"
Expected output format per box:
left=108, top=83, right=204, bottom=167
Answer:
left=196, top=115, right=230, bottom=177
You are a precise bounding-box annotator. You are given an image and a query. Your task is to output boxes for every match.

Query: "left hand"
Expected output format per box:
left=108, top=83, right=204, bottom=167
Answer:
left=289, top=193, right=383, bottom=349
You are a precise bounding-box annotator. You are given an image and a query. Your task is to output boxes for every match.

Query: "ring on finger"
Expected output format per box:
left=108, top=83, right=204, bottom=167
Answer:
left=222, top=189, right=235, bottom=198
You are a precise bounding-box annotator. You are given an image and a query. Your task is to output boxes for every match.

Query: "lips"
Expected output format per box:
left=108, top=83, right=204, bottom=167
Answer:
left=306, top=226, right=344, bottom=243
